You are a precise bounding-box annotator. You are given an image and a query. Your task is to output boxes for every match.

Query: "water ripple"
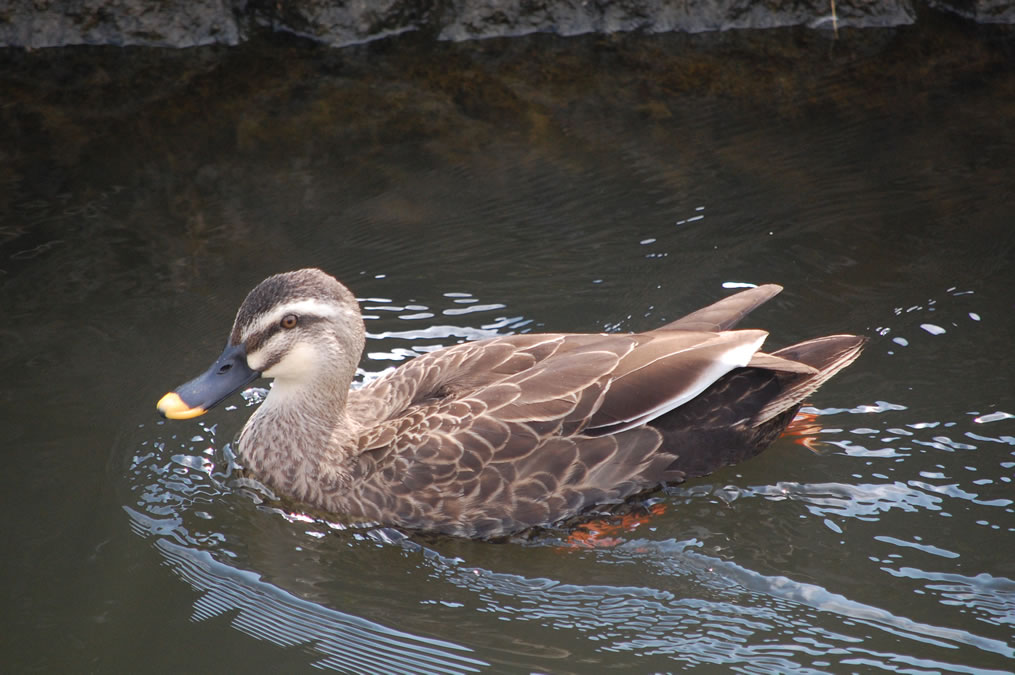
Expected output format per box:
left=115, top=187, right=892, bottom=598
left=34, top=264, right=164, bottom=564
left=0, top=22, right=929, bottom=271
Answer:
left=750, top=481, right=943, bottom=519
left=882, top=567, right=1015, bottom=629
left=122, top=299, right=1015, bottom=672
left=412, top=540, right=1014, bottom=671
left=127, top=426, right=486, bottom=673
left=144, top=535, right=487, bottom=674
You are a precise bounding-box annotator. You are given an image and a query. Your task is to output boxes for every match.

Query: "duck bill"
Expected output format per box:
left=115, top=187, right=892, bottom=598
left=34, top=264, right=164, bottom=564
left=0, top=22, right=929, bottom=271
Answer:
left=157, top=344, right=260, bottom=420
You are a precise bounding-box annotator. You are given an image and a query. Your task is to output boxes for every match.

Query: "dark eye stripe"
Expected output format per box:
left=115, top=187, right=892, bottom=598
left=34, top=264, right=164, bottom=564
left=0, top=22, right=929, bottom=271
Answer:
left=242, top=314, right=327, bottom=354
left=243, top=324, right=279, bottom=355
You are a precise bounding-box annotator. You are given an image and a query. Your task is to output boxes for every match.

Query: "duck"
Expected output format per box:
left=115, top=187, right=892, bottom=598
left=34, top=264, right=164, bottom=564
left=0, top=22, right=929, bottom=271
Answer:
left=157, top=269, right=865, bottom=539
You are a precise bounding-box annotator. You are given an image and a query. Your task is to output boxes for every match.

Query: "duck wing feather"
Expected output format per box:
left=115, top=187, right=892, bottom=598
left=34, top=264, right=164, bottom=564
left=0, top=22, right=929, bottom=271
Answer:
left=333, top=287, right=864, bottom=537
left=650, top=333, right=867, bottom=477
left=656, top=284, right=783, bottom=332
left=344, top=329, right=786, bottom=537
left=585, top=329, right=768, bottom=434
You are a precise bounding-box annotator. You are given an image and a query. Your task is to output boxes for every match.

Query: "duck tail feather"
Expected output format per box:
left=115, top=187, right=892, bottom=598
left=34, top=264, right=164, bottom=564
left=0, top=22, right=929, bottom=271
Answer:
left=753, top=335, right=867, bottom=424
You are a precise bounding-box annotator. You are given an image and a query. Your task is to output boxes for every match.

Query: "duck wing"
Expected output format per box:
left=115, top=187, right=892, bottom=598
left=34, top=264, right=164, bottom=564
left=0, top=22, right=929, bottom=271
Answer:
left=349, top=333, right=631, bottom=431
left=650, top=333, right=866, bottom=478
left=346, top=330, right=777, bottom=537
left=351, top=282, right=787, bottom=432
left=657, top=284, right=783, bottom=332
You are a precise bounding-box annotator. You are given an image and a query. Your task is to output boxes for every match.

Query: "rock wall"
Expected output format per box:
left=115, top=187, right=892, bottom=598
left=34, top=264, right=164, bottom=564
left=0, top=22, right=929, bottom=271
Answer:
left=1, top=0, right=1011, bottom=49
left=1, top=0, right=244, bottom=47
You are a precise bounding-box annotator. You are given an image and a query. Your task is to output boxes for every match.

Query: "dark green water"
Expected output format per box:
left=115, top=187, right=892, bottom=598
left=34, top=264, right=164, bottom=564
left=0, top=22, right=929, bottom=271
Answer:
left=2, top=20, right=1014, bottom=673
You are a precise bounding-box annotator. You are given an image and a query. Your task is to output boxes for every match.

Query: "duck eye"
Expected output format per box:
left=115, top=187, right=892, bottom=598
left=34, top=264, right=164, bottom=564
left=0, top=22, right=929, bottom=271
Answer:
left=280, top=314, right=299, bottom=329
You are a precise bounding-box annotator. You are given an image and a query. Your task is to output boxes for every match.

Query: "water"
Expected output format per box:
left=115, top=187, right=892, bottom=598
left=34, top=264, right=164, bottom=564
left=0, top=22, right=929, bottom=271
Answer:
left=3, top=21, right=1014, bottom=673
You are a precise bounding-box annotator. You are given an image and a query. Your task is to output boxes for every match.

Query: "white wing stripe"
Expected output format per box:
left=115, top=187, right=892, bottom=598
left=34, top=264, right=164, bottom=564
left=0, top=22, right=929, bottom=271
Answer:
left=590, top=332, right=766, bottom=433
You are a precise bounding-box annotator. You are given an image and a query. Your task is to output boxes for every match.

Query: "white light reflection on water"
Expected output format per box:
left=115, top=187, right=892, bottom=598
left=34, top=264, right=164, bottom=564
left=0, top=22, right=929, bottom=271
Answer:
left=126, top=398, right=1015, bottom=672
left=881, top=566, right=1015, bottom=625
left=359, top=294, right=530, bottom=362
left=748, top=481, right=945, bottom=518
left=126, top=433, right=489, bottom=673
left=146, top=535, right=488, bottom=674
left=409, top=536, right=1015, bottom=672
left=877, top=286, right=990, bottom=357
left=974, top=411, right=1015, bottom=425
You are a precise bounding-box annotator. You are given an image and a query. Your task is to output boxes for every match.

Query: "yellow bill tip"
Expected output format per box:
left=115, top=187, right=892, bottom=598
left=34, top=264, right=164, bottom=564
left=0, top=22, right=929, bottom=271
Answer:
left=157, top=391, right=207, bottom=420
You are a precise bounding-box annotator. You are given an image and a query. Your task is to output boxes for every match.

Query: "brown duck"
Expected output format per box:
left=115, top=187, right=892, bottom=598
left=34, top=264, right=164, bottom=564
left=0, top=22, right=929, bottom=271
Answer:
left=158, top=269, right=865, bottom=538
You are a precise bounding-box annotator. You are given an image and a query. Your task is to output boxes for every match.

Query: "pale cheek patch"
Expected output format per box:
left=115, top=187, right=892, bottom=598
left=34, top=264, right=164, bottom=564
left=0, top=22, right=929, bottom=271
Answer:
left=260, top=341, right=320, bottom=381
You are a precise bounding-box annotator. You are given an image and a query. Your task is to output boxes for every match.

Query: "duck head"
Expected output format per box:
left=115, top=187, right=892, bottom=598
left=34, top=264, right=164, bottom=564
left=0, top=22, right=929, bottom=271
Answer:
left=157, top=268, right=364, bottom=420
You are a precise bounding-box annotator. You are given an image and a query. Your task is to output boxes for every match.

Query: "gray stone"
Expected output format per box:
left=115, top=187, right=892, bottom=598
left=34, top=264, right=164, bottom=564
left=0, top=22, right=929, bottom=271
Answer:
left=248, top=0, right=430, bottom=46
left=0, top=0, right=243, bottom=49
left=1, top=0, right=1012, bottom=50
left=439, top=0, right=916, bottom=41
left=928, top=0, right=1015, bottom=22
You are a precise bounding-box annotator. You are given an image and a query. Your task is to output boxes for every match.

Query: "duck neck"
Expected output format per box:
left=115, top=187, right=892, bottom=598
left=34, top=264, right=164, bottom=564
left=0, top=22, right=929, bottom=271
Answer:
left=238, top=375, right=359, bottom=503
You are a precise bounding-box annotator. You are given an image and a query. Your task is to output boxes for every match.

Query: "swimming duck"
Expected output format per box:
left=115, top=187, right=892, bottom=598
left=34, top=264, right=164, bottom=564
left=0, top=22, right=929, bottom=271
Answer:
left=157, top=269, right=865, bottom=538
